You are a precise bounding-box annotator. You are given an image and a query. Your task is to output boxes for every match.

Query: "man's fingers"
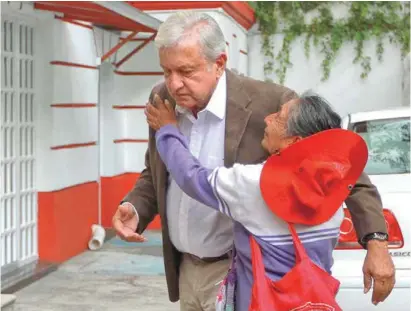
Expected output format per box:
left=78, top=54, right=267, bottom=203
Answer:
left=371, top=280, right=381, bottom=305
left=112, top=218, right=147, bottom=243
left=126, top=232, right=148, bottom=243
left=112, top=217, right=128, bottom=239
left=118, top=230, right=146, bottom=243
left=363, top=273, right=372, bottom=294
left=119, top=226, right=147, bottom=243
left=372, top=277, right=395, bottom=304
left=371, top=279, right=386, bottom=305
left=379, top=282, right=394, bottom=302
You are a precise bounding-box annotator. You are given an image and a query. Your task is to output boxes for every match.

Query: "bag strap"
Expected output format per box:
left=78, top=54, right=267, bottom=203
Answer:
left=250, top=224, right=309, bottom=283
left=250, top=235, right=267, bottom=285
left=287, top=223, right=309, bottom=262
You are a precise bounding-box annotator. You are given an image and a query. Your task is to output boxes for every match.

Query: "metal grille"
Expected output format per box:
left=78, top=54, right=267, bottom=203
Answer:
left=1, top=18, right=37, bottom=270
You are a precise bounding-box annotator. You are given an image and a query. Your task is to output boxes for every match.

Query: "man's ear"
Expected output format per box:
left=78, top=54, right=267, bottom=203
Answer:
left=215, top=53, right=227, bottom=76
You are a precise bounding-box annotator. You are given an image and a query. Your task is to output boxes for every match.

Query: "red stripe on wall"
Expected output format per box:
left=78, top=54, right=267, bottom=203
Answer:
left=101, top=173, right=140, bottom=228
left=55, top=16, right=93, bottom=30
left=114, top=70, right=163, bottom=76
left=50, top=61, right=98, bottom=70
left=38, top=173, right=162, bottom=263
left=51, top=103, right=97, bottom=108
left=38, top=181, right=99, bottom=262
left=51, top=142, right=97, bottom=150
left=112, top=105, right=146, bottom=109
left=240, top=49, right=248, bottom=55
left=113, top=139, right=148, bottom=143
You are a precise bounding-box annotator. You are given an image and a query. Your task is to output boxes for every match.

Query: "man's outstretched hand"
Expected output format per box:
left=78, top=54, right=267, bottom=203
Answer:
left=363, top=240, right=395, bottom=305
left=112, top=203, right=147, bottom=242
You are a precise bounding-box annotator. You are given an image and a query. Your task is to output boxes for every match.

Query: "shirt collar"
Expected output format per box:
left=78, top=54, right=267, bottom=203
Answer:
left=175, top=71, right=227, bottom=120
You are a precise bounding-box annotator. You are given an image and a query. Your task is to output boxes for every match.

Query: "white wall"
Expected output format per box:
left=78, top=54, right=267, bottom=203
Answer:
left=35, top=17, right=131, bottom=188
left=98, top=62, right=125, bottom=177
left=98, top=37, right=161, bottom=176
left=36, top=18, right=99, bottom=191
left=247, top=6, right=407, bottom=117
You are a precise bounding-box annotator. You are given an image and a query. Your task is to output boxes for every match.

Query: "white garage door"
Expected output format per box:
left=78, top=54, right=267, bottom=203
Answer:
left=1, top=16, right=38, bottom=271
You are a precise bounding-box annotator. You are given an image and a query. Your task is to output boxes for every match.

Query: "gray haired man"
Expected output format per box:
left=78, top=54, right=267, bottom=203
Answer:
left=112, top=11, right=394, bottom=311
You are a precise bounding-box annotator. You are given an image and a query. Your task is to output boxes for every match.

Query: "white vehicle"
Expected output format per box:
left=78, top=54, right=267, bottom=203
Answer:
left=334, top=107, right=410, bottom=310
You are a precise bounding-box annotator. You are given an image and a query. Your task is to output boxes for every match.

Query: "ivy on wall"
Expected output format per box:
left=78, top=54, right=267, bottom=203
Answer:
left=250, top=1, right=410, bottom=84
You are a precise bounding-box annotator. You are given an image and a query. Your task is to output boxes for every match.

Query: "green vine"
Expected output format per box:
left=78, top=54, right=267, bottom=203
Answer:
left=250, top=1, right=410, bottom=84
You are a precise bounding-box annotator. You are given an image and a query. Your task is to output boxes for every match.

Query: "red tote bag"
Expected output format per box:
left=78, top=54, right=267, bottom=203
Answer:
left=249, top=223, right=342, bottom=311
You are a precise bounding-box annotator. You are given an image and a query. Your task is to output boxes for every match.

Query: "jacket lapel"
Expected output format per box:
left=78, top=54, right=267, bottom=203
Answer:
left=156, top=87, right=175, bottom=218
left=224, top=70, right=252, bottom=167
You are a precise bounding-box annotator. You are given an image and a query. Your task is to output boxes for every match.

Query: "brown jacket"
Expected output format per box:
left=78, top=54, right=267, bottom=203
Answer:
left=122, top=69, right=387, bottom=302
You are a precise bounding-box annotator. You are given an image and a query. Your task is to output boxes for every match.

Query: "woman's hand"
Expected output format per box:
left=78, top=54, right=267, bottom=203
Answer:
left=145, top=94, right=177, bottom=130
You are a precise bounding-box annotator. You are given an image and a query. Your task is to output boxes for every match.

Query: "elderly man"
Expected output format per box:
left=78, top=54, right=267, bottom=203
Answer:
left=112, top=11, right=395, bottom=311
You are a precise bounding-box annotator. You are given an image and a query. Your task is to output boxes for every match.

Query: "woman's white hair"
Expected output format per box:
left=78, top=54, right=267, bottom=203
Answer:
left=154, top=11, right=226, bottom=62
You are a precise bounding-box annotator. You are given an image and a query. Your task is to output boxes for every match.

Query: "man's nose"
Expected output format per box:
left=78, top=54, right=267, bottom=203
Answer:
left=167, top=74, right=184, bottom=92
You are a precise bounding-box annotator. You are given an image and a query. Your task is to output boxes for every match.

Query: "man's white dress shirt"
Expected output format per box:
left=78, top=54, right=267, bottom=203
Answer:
left=166, top=73, right=233, bottom=258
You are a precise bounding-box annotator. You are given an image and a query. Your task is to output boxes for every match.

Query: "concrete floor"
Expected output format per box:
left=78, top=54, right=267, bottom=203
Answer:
left=11, top=231, right=179, bottom=311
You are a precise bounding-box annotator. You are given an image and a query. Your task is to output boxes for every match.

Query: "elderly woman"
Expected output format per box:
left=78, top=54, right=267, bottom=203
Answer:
left=145, top=93, right=367, bottom=311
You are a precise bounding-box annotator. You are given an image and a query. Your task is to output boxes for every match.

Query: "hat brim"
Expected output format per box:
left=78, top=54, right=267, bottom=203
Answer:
left=260, top=129, right=368, bottom=226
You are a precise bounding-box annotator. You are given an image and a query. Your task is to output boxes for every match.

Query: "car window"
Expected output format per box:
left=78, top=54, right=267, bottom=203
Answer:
left=351, top=117, right=410, bottom=175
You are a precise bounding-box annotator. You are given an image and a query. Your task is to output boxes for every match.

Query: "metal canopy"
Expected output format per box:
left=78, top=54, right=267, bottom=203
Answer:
left=95, top=1, right=161, bottom=31
left=34, top=1, right=158, bottom=32
left=34, top=1, right=162, bottom=67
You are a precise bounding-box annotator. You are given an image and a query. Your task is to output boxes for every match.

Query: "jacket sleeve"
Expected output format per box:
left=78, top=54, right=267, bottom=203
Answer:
left=344, top=172, right=387, bottom=243
left=121, top=144, right=158, bottom=234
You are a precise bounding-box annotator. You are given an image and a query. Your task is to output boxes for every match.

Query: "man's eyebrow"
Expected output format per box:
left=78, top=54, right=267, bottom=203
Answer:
left=160, top=65, right=194, bottom=71
left=178, top=65, right=195, bottom=70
